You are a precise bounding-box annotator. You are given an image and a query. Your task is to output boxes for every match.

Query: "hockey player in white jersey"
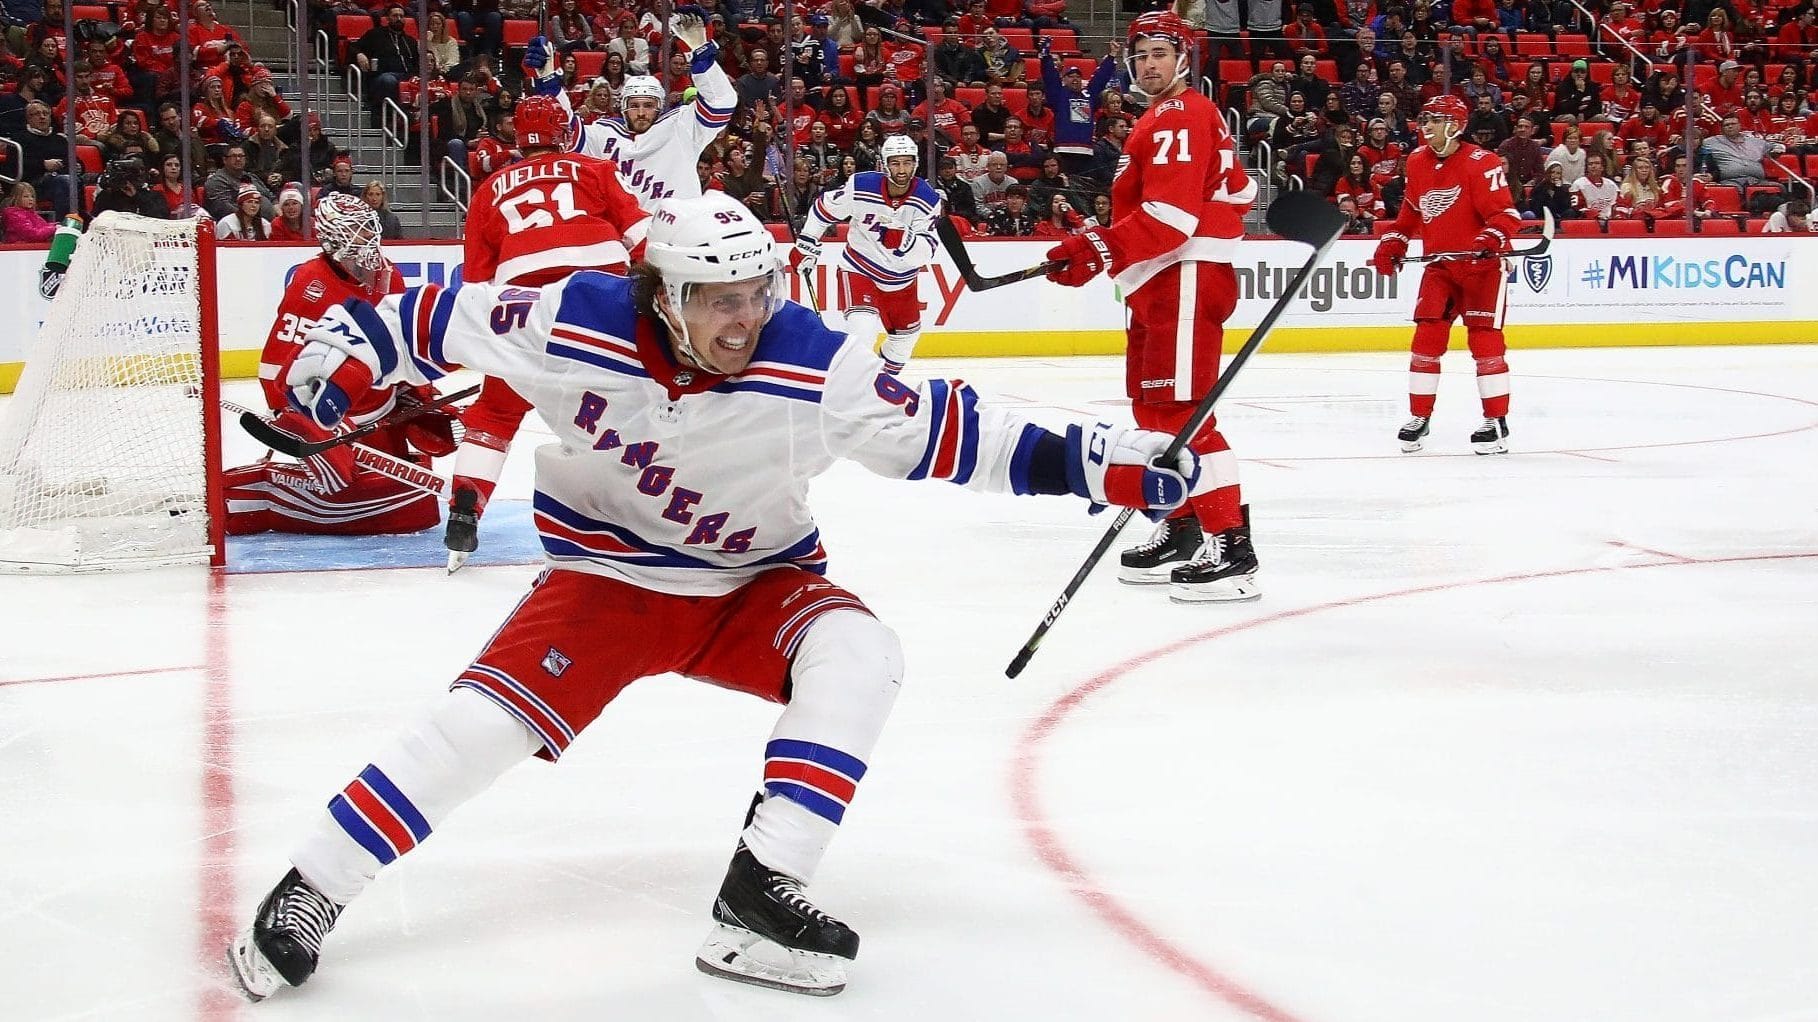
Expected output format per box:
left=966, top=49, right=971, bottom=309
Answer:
left=227, top=192, right=1198, bottom=1001
left=789, top=134, right=942, bottom=375
left=525, top=8, right=733, bottom=211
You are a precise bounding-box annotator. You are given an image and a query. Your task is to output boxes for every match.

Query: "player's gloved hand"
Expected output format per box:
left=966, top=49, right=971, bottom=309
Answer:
left=1370, top=234, right=1407, bottom=275
left=1471, top=228, right=1507, bottom=259
left=1063, top=422, right=1199, bottom=521
left=788, top=238, right=820, bottom=275
left=287, top=302, right=385, bottom=430
left=271, top=409, right=357, bottom=493
left=1044, top=227, right=1113, bottom=287
left=398, top=385, right=460, bottom=458
left=523, top=35, right=564, bottom=95
left=671, top=7, right=719, bottom=72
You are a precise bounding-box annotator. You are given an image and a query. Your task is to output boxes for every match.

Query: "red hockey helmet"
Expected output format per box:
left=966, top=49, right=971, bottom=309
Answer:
left=1125, top=9, right=1197, bottom=99
left=515, top=95, right=571, bottom=150
left=1420, top=94, right=1469, bottom=126
left=1418, top=93, right=1469, bottom=153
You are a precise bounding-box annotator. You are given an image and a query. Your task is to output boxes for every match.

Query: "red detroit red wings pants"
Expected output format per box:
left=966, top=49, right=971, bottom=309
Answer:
left=1125, top=260, right=1245, bottom=534
left=1409, top=258, right=1511, bottom=419
left=452, top=566, right=872, bottom=761
left=838, top=269, right=922, bottom=335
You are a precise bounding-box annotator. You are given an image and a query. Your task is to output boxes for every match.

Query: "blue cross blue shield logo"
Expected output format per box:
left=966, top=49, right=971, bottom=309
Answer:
left=1522, top=254, right=1553, bottom=293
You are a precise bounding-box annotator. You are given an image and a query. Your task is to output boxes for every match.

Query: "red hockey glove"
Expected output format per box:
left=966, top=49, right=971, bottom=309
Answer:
left=788, top=239, right=820, bottom=275
left=1044, top=227, right=1114, bottom=288
left=271, top=409, right=357, bottom=494
left=397, top=387, right=460, bottom=458
left=1370, top=235, right=1408, bottom=275
left=1471, top=228, right=1508, bottom=258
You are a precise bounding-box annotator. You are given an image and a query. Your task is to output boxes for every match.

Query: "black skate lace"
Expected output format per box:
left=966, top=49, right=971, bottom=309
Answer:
left=273, top=881, right=341, bottom=956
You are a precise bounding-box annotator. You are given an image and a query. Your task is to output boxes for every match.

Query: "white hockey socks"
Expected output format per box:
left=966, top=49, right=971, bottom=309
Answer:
left=879, top=329, right=920, bottom=375
left=744, top=609, right=904, bottom=882
left=290, top=687, right=543, bottom=905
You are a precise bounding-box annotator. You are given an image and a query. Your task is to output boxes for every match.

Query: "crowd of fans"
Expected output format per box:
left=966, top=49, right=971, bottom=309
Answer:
left=9, top=0, right=1818, bottom=242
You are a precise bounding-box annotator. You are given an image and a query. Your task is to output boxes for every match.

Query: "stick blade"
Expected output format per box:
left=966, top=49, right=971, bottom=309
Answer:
left=1264, top=192, right=1351, bottom=249
left=239, top=411, right=309, bottom=457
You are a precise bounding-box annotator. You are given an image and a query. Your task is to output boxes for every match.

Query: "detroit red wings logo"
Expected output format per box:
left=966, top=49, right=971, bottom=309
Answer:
left=1416, top=185, right=1463, bottom=222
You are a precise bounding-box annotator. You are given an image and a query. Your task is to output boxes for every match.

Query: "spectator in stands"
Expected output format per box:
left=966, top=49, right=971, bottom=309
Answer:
left=735, top=48, right=780, bottom=108
left=1038, top=39, right=1117, bottom=176
left=1640, top=69, right=1684, bottom=115
left=825, top=0, right=865, bottom=48
left=1333, top=152, right=1384, bottom=224
left=1466, top=92, right=1509, bottom=149
left=423, top=11, right=461, bottom=76
left=605, top=17, right=648, bottom=75
left=243, top=115, right=289, bottom=192
left=269, top=184, right=307, bottom=241
left=971, top=149, right=1013, bottom=210
left=1270, top=94, right=1321, bottom=181
left=947, top=120, right=991, bottom=178
left=446, top=0, right=502, bottom=64
left=81, top=40, right=134, bottom=107
left=1338, top=26, right=1382, bottom=83
left=152, top=152, right=203, bottom=215
left=1615, top=154, right=1668, bottom=220
left=56, top=62, right=117, bottom=143
left=1526, top=161, right=1577, bottom=221
left=216, top=183, right=270, bottom=239
left=466, top=112, right=517, bottom=178
left=1247, top=61, right=1294, bottom=136
left=1028, top=154, right=1084, bottom=218
left=1340, top=63, right=1380, bottom=125
left=968, top=25, right=1017, bottom=88
left=1451, top=0, right=1497, bottom=37
left=1570, top=152, right=1617, bottom=220
left=1319, top=90, right=1355, bottom=134
left=1389, top=37, right=1430, bottom=86
left=934, top=22, right=987, bottom=87
left=1285, top=4, right=1328, bottom=56
left=1498, top=115, right=1548, bottom=191
left=717, top=142, right=769, bottom=203
left=91, top=156, right=168, bottom=220
left=1708, top=60, right=1747, bottom=117
left=1249, top=0, right=1289, bottom=60
left=431, top=71, right=490, bottom=173
left=987, top=182, right=1035, bottom=236
left=236, top=71, right=291, bottom=133
left=915, top=77, right=971, bottom=148
left=354, top=6, right=420, bottom=127
left=1, top=180, right=55, bottom=243
left=1545, top=122, right=1586, bottom=183
left=550, top=0, right=595, bottom=54
left=1775, top=9, right=1818, bottom=53
left=818, top=86, right=863, bottom=150
left=851, top=25, right=886, bottom=101
left=361, top=179, right=403, bottom=239
left=1000, top=116, right=1044, bottom=179
left=1548, top=59, right=1596, bottom=124
left=188, top=1, right=245, bottom=55
left=0, top=64, right=48, bottom=136
left=1291, top=51, right=1330, bottom=109
left=970, top=81, right=1012, bottom=145
left=206, top=144, right=275, bottom=219
left=1306, top=121, right=1358, bottom=194
left=145, top=103, right=202, bottom=174
left=1764, top=198, right=1813, bottom=232
left=278, top=113, right=341, bottom=186
left=865, top=84, right=911, bottom=135
left=314, top=154, right=357, bottom=200
left=573, top=77, right=616, bottom=124
left=846, top=118, right=880, bottom=172
left=764, top=156, right=819, bottom=230
left=1358, top=116, right=1406, bottom=178
left=1031, top=190, right=1083, bottom=237
left=801, top=120, right=843, bottom=184
left=1019, top=84, right=1054, bottom=149
left=15, top=101, right=76, bottom=219
left=97, top=108, right=154, bottom=163
left=1703, top=113, right=1783, bottom=189
left=935, top=155, right=982, bottom=221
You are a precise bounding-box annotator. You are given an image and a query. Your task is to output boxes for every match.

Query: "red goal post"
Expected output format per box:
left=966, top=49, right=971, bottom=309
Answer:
left=0, top=213, right=225, bottom=572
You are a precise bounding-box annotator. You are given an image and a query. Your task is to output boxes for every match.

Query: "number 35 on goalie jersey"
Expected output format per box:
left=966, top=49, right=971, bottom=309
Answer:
left=335, top=273, right=1057, bottom=595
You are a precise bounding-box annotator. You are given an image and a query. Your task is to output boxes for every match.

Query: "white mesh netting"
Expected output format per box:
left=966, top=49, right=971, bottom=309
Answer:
left=0, top=213, right=215, bottom=573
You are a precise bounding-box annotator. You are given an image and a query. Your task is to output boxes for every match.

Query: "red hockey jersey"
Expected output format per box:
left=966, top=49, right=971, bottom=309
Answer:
left=464, top=152, right=650, bottom=287
left=258, top=255, right=406, bottom=418
left=1103, top=86, right=1255, bottom=294
left=1384, top=142, right=1522, bottom=259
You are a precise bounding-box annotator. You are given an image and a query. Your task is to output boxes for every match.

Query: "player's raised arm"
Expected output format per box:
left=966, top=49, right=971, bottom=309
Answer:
left=672, top=7, right=735, bottom=139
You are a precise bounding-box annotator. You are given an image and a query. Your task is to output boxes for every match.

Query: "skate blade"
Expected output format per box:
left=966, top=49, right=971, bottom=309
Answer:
left=1168, top=575, right=1262, bottom=604
left=445, top=548, right=471, bottom=574
left=1399, top=438, right=1425, bottom=453
left=226, top=930, right=284, bottom=1003
left=1118, top=563, right=1182, bottom=585
left=695, top=923, right=848, bottom=997
left=1471, top=441, right=1510, bottom=455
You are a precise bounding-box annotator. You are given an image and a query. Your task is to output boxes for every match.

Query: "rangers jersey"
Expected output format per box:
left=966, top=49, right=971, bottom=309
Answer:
left=1384, top=142, right=1523, bottom=256
left=562, top=63, right=736, bottom=210
left=465, top=152, right=652, bottom=286
left=1105, top=86, right=1256, bottom=294
left=259, top=255, right=405, bottom=421
left=802, top=172, right=942, bottom=290
left=343, top=273, right=1058, bottom=597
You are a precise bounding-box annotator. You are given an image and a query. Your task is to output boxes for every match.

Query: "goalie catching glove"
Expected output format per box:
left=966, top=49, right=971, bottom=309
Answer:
left=1063, top=422, right=1200, bottom=520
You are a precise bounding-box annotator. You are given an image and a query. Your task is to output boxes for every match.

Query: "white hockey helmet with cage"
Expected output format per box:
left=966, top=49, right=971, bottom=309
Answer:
left=314, top=192, right=385, bottom=276
left=643, top=192, right=783, bottom=367
left=621, top=75, right=665, bottom=106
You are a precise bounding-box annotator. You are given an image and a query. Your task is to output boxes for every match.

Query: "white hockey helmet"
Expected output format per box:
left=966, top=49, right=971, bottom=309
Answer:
left=621, top=75, right=665, bottom=106
left=314, top=191, right=385, bottom=275
left=880, top=133, right=919, bottom=164
left=643, top=193, right=783, bottom=368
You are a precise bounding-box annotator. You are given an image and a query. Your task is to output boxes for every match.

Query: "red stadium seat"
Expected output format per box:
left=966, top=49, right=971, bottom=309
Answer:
left=75, top=145, right=103, bottom=174
left=1554, top=34, right=1592, bottom=56
left=1651, top=219, right=1691, bottom=236
left=1219, top=59, right=1253, bottom=83
left=1508, top=60, right=1528, bottom=82
left=1516, top=32, right=1552, bottom=55
left=1000, top=27, right=1035, bottom=50
left=1744, top=218, right=1771, bottom=233
left=501, top=19, right=539, bottom=48
left=1561, top=219, right=1602, bottom=236
left=923, top=26, right=944, bottom=45
left=957, top=86, right=986, bottom=108
left=1605, top=218, right=1650, bottom=236
left=1041, top=27, right=1082, bottom=55
left=1588, top=62, right=1615, bottom=84
left=838, top=53, right=854, bottom=77
left=82, top=184, right=98, bottom=213
left=573, top=51, right=605, bottom=79
left=1315, top=58, right=1338, bottom=82
left=1707, top=188, right=1742, bottom=212
left=71, top=4, right=109, bottom=20
left=1005, top=86, right=1030, bottom=115
left=1698, top=218, right=1744, bottom=235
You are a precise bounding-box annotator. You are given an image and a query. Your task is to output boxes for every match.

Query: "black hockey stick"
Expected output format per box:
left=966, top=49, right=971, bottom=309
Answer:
left=240, top=383, right=480, bottom=458
left=935, top=215, right=1063, bottom=292
left=1405, top=208, right=1555, bottom=264
left=1005, top=192, right=1351, bottom=680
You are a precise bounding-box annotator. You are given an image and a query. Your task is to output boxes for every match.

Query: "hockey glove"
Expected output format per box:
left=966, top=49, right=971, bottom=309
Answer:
left=523, top=35, right=564, bottom=96
left=1063, top=422, right=1199, bottom=521
left=788, top=238, right=820, bottom=275
left=1370, top=234, right=1407, bottom=275
left=287, top=303, right=386, bottom=430
left=671, top=7, right=720, bottom=73
left=1471, top=227, right=1509, bottom=259
left=1044, top=227, right=1114, bottom=288
left=271, top=409, right=358, bottom=494
left=398, top=386, right=460, bottom=458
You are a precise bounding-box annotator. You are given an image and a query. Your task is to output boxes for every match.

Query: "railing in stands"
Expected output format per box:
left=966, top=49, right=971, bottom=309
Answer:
left=1568, top=0, right=1655, bottom=74
left=1770, top=157, right=1816, bottom=203
left=343, top=63, right=365, bottom=137
left=439, top=156, right=471, bottom=217
left=0, top=136, right=21, bottom=186
left=380, top=97, right=411, bottom=190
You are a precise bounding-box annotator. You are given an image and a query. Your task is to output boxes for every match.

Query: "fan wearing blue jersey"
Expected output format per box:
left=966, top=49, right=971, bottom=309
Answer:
left=790, top=134, right=941, bottom=375
left=228, top=192, right=1199, bottom=1001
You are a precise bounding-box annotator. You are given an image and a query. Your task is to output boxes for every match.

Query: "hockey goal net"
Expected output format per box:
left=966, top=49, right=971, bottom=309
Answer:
left=0, top=212, right=223, bottom=573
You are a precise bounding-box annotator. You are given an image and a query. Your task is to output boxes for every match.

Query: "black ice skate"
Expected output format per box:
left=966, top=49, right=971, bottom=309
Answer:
left=228, top=868, right=344, bottom=1002
left=1398, top=415, right=1431, bottom=453
left=1470, top=416, right=1510, bottom=455
left=1169, top=505, right=1261, bottom=604
left=695, top=843, right=859, bottom=996
left=1119, top=515, right=1203, bottom=585
left=443, top=486, right=480, bottom=574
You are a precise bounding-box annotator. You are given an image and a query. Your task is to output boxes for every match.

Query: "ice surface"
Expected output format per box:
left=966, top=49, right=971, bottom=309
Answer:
left=3, top=346, right=1816, bottom=1022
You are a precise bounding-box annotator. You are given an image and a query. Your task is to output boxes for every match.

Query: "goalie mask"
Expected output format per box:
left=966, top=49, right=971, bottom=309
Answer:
left=642, top=192, right=783, bottom=376
left=1125, top=10, right=1196, bottom=100
left=1419, top=94, right=1469, bottom=156
left=314, top=192, right=388, bottom=287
